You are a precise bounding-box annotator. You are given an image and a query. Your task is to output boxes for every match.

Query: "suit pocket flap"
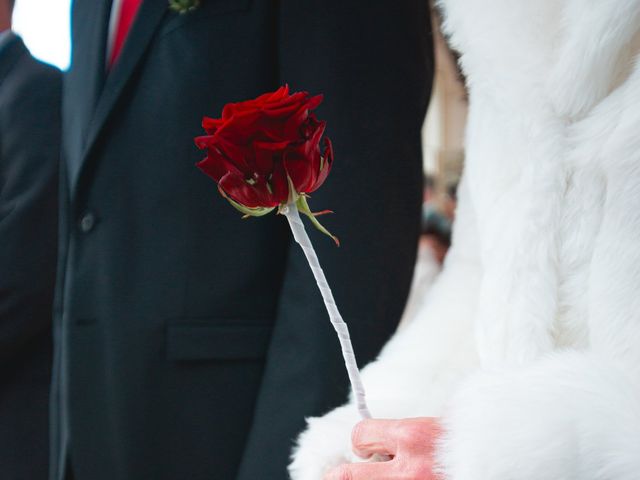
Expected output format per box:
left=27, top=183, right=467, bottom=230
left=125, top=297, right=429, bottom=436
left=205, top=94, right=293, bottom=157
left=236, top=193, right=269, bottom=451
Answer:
left=167, top=323, right=272, bottom=361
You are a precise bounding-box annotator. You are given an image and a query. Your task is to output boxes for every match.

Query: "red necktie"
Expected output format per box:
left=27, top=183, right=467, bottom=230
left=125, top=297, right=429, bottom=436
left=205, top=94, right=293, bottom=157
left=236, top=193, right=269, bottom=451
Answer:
left=109, top=0, right=144, bottom=68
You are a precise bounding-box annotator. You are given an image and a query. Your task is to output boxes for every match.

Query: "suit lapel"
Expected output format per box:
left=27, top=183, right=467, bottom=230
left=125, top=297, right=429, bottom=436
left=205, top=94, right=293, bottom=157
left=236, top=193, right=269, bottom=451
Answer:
left=71, top=0, right=168, bottom=197
left=84, top=1, right=112, bottom=123
left=0, top=36, right=27, bottom=86
left=65, top=0, right=111, bottom=192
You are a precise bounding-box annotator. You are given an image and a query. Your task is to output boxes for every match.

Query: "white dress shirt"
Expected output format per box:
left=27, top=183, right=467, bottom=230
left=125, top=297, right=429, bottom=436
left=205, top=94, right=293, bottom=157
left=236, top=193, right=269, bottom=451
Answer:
left=106, top=0, right=124, bottom=64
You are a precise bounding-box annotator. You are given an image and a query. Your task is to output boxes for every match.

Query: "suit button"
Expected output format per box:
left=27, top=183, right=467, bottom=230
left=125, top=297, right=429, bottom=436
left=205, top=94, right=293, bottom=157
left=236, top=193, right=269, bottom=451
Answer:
left=79, top=212, right=96, bottom=233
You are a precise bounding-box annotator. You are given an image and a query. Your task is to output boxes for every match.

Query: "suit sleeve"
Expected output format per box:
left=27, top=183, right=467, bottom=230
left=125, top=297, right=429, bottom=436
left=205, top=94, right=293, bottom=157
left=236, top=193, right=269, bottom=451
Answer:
left=0, top=63, right=61, bottom=362
left=236, top=2, right=434, bottom=478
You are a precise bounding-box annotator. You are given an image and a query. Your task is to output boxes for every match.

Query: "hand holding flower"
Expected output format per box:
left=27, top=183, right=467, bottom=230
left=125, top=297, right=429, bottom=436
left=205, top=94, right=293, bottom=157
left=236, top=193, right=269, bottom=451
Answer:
left=325, top=418, right=444, bottom=480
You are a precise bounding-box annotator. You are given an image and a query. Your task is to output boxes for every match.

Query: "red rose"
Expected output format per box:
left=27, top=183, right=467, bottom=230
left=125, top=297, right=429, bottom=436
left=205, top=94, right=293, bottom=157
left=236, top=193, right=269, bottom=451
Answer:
left=196, top=88, right=363, bottom=417
left=195, top=85, right=333, bottom=217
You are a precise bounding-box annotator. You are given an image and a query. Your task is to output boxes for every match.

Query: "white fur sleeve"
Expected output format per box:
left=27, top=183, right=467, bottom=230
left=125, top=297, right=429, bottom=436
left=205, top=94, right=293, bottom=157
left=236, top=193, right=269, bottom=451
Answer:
left=436, top=351, right=640, bottom=480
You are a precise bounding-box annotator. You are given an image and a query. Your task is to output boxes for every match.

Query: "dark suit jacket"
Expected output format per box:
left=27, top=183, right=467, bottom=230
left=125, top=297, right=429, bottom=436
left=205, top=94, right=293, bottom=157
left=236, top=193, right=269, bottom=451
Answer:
left=0, top=35, right=60, bottom=480
left=53, top=2, right=433, bottom=479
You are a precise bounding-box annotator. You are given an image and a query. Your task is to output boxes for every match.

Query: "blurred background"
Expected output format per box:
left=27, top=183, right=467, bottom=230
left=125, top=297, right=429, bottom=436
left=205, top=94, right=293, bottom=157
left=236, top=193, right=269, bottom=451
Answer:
left=423, top=7, right=467, bottom=198
left=13, top=0, right=71, bottom=70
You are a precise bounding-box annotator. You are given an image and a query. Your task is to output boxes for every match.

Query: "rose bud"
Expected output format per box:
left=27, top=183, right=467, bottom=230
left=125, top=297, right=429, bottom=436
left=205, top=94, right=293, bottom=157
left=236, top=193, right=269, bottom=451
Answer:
left=195, top=85, right=337, bottom=244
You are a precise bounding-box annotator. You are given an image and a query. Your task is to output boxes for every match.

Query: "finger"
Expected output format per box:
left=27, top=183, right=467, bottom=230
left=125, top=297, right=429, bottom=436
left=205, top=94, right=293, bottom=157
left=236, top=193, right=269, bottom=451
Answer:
left=324, top=459, right=397, bottom=480
left=394, top=417, right=442, bottom=455
left=324, top=457, right=443, bottom=480
left=351, top=418, right=401, bottom=458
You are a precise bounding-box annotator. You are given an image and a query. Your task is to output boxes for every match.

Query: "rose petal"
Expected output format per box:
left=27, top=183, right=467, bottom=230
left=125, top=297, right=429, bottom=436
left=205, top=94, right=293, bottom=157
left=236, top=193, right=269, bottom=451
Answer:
left=221, top=86, right=292, bottom=120
left=283, top=96, right=324, bottom=139
left=262, top=91, right=309, bottom=116
left=284, top=142, right=317, bottom=193
left=253, top=140, right=290, bottom=175
left=300, top=113, right=324, bottom=139
left=266, top=85, right=289, bottom=102
left=208, top=135, right=254, bottom=173
left=283, top=116, right=327, bottom=192
left=310, top=136, right=333, bottom=192
left=196, top=147, right=244, bottom=182
left=216, top=110, right=263, bottom=140
left=305, top=94, right=323, bottom=111
left=219, top=172, right=279, bottom=208
left=202, top=116, right=225, bottom=135
left=270, top=160, right=290, bottom=204
left=194, top=134, right=214, bottom=150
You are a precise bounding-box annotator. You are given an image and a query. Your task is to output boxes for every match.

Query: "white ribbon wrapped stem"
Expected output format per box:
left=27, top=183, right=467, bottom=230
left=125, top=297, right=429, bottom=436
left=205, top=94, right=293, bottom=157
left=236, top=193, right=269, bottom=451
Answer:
left=282, top=202, right=372, bottom=420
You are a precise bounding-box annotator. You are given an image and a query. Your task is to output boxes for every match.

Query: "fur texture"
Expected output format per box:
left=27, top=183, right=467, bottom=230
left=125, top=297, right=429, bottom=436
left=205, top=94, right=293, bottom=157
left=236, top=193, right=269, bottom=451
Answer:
left=290, top=1, right=640, bottom=478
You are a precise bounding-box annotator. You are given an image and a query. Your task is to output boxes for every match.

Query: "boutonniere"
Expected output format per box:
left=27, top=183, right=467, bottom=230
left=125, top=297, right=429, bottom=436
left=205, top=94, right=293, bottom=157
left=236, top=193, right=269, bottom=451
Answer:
left=169, top=0, right=201, bottom=14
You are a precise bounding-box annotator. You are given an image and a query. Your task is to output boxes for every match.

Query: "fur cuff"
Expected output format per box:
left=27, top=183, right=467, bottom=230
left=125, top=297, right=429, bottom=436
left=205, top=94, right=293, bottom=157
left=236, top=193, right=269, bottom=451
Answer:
left=436, top=351, right=640, bottom=480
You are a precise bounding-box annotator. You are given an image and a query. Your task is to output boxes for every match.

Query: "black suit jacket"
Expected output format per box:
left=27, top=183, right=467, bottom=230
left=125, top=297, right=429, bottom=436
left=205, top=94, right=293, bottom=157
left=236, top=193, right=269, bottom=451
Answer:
left=0, top=35, right=60, bottom=480
left=53, top=2, right=433, bottom=479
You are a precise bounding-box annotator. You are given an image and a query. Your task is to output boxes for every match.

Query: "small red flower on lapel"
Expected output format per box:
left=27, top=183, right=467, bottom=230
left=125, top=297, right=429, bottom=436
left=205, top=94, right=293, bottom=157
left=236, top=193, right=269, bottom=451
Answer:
left=168, top=0, right=200, bottom=14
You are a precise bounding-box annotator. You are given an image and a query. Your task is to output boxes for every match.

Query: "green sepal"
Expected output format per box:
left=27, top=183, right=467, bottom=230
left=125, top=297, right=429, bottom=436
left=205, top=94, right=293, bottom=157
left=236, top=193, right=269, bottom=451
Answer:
left=296, top=195, right=340, bottom=246
left=285, top=176, right=300, bottom=205
left=218, top=186, right=275, bottom=218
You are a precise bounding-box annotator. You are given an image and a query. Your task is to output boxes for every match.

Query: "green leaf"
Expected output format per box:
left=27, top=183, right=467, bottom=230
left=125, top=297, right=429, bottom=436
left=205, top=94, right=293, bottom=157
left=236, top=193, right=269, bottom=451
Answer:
left=296, top=195, right=340, bottom=246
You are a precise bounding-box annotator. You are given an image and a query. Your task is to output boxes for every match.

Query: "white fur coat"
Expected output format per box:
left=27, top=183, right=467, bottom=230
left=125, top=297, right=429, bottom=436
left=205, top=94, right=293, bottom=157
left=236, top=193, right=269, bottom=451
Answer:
left=290, top=0, right=640, bottom=478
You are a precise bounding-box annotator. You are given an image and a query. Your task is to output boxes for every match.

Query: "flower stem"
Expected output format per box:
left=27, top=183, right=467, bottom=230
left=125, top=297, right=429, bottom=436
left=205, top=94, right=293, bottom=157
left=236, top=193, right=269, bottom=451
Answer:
left=282, top=202, right=371, bottom=419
